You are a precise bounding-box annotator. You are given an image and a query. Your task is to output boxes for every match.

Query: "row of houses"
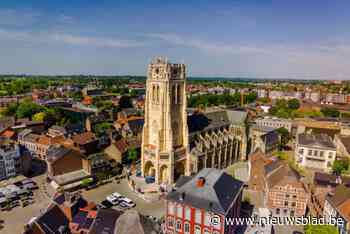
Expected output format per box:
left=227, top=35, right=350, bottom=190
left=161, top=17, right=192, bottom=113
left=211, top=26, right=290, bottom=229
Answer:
left=24, top=191, right=158, bottom=234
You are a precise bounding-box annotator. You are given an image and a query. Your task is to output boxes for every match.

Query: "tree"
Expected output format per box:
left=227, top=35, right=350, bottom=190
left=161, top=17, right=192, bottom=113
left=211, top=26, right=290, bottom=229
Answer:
left=287, top=98, right=300, bottom=110
left=93, top=122, right=113, bottom=137
left=96, top=100, right=115, bottom=112
left=321, top=107, right=340, bottom=118
left=16, top=101, right=44, bottom=118
left=332, top=158, right=350, bottom=175
left=304, top=224, right=338, bottom=234
left=127, top=148, right=138, bottom=163
left=70, top=91, right=83, bottom=102
left=119, top=95, right=133, bottom=109
left=32, top=112, right=46, bottom=122
left=245, top=92, right=258, bottom=104
left=2, top=102, right=18, bottom=116
left=276, top=127, right=290, bottom=150
left=258, top=97, right=270, bottom=104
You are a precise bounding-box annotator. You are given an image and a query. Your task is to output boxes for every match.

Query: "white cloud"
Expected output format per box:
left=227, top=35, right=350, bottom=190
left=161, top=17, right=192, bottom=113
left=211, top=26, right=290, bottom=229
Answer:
left=0, top=8, right=40, bottom=26
left=0, top=28, right=143, bottom=48
left=148, top=33, right=350, bottom=79
left=148, top=33, right=272, bottom=55
left=51, top=33, right=143, bottom=48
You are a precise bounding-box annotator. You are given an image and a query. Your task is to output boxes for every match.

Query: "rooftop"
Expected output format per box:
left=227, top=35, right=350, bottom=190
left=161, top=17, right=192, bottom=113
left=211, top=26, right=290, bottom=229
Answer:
left=72, top=131, right=96, bottom=145
left=297, top=133, right=336, bottom=149
left=167, top=168, right=244, bottom=215
left=52, top=169, right=90, bottom=186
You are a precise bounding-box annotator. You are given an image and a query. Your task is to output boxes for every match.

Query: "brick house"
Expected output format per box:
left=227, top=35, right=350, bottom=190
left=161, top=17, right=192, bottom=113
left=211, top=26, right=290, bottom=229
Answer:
left=324, top=184, right=350, bottom=234
left=265, top=161, right=308, bottom=217
left=248, top=151, right=308, bottom=217
left=165, top=168, right=244, bottom=234
left=309, top=172, right=350, bottom=217
left=71, top=131, right=99, bottom=155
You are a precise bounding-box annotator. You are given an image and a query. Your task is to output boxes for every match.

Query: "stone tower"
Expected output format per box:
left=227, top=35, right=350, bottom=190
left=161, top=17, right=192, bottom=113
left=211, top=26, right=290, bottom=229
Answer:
left=141, top=58, right=190, bottom=184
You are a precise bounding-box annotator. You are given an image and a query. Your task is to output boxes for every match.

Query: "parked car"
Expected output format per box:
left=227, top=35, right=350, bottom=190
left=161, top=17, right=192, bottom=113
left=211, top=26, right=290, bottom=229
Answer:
left=106, top=195, right=120, bottom=206
left=111, top=192, right=123, bottom=200
left=100, top=200, right=113, bottom=209
left=119, top=197, right=136, bottom=208
left=85, top=183, right=98, bottom=191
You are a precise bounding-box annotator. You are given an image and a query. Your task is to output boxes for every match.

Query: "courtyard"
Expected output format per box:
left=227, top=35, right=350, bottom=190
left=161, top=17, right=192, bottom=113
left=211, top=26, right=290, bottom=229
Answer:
left=0, top=175, right=166, bottom=234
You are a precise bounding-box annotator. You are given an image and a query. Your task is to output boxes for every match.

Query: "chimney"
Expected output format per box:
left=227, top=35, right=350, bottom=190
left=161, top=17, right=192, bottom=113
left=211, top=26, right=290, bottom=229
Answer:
left=196, top=177, right=206, bottom=188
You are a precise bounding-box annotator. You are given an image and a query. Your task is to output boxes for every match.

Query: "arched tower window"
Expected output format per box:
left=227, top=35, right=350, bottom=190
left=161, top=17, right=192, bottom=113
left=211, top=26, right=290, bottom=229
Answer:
left=152, top=85, right=156, bottom=102
left=156, top=85, right=160, bottom=103
left=172, top=85, right=176, bottom=104
left=177, top=85, right=181, bottom=104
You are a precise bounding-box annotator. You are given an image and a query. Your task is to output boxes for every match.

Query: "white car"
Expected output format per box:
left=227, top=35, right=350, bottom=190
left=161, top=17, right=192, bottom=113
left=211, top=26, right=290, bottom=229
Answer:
left=112, top=192, right=123, bottom=200
left=119, top=197, right=136, bottom=208
left=106, top=195, right=120, bottom=205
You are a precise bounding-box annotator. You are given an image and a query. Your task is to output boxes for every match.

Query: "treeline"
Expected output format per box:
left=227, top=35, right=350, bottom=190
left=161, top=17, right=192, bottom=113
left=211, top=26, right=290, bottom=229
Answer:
left=187, top=92, right=257, bottom=108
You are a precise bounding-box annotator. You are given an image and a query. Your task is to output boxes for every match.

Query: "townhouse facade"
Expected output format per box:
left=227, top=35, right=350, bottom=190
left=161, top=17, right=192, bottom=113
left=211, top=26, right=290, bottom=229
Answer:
left=295, top=133, right=336, bottom=171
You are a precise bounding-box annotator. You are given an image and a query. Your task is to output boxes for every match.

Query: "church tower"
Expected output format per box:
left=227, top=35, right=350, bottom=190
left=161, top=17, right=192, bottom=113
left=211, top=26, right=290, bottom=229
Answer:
left=141, top=58, right=190, bottom=184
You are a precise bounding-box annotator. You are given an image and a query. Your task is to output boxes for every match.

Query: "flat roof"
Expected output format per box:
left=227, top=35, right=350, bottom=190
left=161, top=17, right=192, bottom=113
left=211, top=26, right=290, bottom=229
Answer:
left=53, top=169, right=90, bottom=186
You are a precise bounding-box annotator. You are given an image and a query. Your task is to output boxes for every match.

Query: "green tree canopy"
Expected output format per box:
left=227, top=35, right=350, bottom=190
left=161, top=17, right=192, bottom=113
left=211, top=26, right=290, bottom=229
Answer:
left=127, top=148, right=138, bottom=162
left=32, top=112, right=46, bottom=122
left=94, top=122, right=114, bottom=136
left=304, top=224, right=338, bottom=234
left=287, top=98, right=301, bottom=110
left=321, top=107, right=340, bottom=118
left=16, top=101, right=44, bottom=119
left=1, top=102, right=18, bottom=116
left=245, top=92, right=258, bottom=104
left=276, top=127, right=290, bottom=150
left=332, top=158, right=350, bottom=175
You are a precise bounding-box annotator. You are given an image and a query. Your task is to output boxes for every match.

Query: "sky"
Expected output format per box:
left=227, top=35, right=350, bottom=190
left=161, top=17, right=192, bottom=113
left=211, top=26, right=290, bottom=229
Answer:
left=0, top=0, right=350, bottom=79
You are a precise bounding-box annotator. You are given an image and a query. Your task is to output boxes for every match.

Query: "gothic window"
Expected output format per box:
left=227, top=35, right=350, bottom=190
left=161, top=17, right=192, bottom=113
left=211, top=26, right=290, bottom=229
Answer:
left=156, top=85, right=160, bottom=103
left=172, top=85, right=176, bottom=104
left=177, top=85, right=181, bottom=104
left=152, top=85, right=156, bottom=102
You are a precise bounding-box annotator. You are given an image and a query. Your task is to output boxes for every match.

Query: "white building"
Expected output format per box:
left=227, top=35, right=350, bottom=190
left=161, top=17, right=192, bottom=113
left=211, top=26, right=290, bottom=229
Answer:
left=310, top=92, right=321, bottom=103
left=0, top=143, right=21, bottom=180
left=255, top=117, right=293, bottom=132
left=269, top=90, right=284, bottom=100
left=295, top=133, right=336, bottom=171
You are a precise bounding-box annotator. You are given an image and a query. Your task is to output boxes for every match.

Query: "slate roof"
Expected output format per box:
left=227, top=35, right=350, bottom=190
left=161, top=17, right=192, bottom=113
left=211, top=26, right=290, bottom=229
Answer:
left=46, top=146, right=72, bottom=163
left=72, top=210, right=94, bottom=230
left=265, top=161, right=301, bottom=189
left=187, top=109, right=247, bottom=135
left=327, top=184, right=350, bottom=208
left=297, top=133, right=336, bottom=149
left=35, top=204, right=69, bottom=234
left=167, top=168, right=244, bottom=215
left=339, top=135, right=350, bottom=154
left=261, top=131, right=279, bottom=146
left=127, top=118, right=144, bottom=134
left=89, top=209, right=123, bottom=234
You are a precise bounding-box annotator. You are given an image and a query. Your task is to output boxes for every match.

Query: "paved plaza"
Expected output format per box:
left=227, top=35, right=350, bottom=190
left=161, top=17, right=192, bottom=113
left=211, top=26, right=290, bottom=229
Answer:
left=82, top=178, right=166, bottom=218
left=0, top=175, right=166, bottom=234
left=0, top=174, right=51, bottom=234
